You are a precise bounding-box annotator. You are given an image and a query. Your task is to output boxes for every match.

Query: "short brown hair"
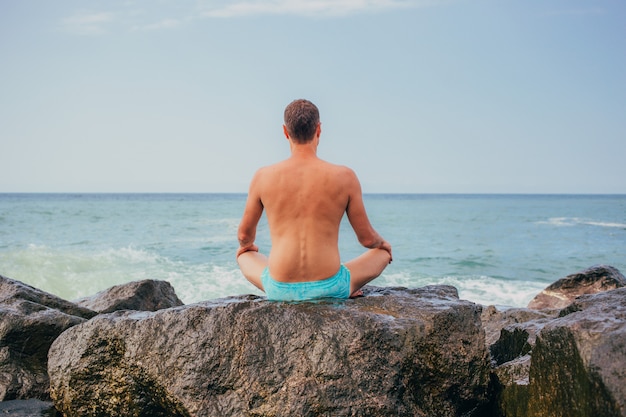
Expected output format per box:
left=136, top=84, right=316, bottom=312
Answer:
left=284, top=99, right=320, bottom=143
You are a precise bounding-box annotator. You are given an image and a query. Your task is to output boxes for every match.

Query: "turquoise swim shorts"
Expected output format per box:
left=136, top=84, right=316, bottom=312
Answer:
left=261, top=265, right=351, bottom=301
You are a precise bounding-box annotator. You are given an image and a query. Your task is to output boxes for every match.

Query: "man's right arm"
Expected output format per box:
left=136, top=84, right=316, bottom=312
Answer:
left=344, top=169, right=392, bottom=261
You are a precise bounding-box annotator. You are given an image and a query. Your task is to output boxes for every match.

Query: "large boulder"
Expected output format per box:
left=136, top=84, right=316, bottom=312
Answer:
left=481, top=306, right=560, bottom=417
left=527, top=265, right=626, bottom=310
left=74, top=279, right=184, bottom=313
left=48, top=286, right=492, bottom=417
left=0, top=274, right=96, bottom=401
left=483, top=266, right=626, bottom=417
left=485, top=287, right=626, bottom=417
left=526, top=287, right=626, bottom=417
left=0, top=275, right=184, bottom=402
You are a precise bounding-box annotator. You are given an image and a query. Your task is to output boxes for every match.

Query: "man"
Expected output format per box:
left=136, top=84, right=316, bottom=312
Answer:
left=237, top=99, right=392, bottom=301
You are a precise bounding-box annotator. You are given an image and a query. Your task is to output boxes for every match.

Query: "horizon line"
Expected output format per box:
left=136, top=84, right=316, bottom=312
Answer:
left=1, top=192, right=625, bottom=196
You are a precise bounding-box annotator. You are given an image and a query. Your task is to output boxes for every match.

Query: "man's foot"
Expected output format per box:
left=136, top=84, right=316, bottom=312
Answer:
left=349, top=289, right=364, bottom=298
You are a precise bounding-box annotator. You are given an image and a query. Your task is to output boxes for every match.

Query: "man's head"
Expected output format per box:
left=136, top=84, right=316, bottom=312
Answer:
left=283, top=99, right=320, bottom=144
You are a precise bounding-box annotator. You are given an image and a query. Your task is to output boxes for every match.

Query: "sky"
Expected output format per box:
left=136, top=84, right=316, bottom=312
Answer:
left=1, top=0, right=625, bottom=194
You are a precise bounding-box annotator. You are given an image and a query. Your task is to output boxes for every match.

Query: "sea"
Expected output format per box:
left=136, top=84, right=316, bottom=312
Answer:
left=0, top=193, right=624, bottom=308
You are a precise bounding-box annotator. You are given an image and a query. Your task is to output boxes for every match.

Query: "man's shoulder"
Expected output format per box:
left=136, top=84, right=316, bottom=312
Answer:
left=254, top=161, right=285, bottom=176
left=331, top=163, right=359, bottom=183
left=251, top=160, right=293, bottom=188
left=319, top=159, right=356, bottom=174
left=255, top=158, right=358, bottom=184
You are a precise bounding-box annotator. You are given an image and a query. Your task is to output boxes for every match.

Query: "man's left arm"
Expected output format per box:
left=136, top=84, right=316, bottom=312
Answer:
left=237, top=172, right=264, bottom=258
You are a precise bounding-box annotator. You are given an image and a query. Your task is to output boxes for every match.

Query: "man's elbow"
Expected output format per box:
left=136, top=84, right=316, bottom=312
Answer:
left=238, top=229, right=254, bottom=247
left=359, top=235, right=381, bottom=249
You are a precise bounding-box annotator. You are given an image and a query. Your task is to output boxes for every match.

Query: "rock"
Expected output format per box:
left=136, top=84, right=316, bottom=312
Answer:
left=491, top=354, right=532, bottom=417
left=481, top=306, right=559, bottom=417
left=493, top=354, right=531, bottom=386
left=483, top=308, right=558, bottom=366
left=488, top=288, right=626, bottom=417
left=0, top=274, right=97, bottom=320
left=484, top=286, right=626, bottom=416
left=526, top=287, right=626, bottom=417
left=0, top=276, right=184, bottom=402
left=0, top=274, right=96, bottom=401
left=0, top=399, right=60, bottom=416
left=481, top=305, right=559, bottom=350
left=74, top=279, right=184, bottom=313
left=48, top=285, right=492, bottom=417
left=527, top=265, right=626, bottom=310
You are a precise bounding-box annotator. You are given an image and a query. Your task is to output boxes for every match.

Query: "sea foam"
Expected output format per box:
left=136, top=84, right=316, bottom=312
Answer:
left=538, top=217, right=626, bottom=229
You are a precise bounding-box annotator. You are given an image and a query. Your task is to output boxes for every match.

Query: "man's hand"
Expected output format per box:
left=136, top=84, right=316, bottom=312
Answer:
left=236, top=244, right=259, bottom=259
left=379, top=240, right=393, bottom=263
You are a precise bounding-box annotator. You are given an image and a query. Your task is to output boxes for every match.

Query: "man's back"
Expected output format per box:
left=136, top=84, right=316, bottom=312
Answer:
left=254, top=154, right=355, bottom=282
left=237, top=98, right=390, bottom=300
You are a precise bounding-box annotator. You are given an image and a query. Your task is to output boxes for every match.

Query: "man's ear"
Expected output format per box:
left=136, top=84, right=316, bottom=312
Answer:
left=283, top=125, right=290, bottom=140
left=316, top=123, right=322, bottom=138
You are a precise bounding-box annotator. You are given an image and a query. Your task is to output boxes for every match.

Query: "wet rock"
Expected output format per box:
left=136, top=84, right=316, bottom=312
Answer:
left=486, top=287, right=626, bottom=417
left=527, top=265, right=625, bottom=310
left=74, top=279, right=184, bottom=313
left=0, top=399, right=60, bottom=416
left=526, top=288, right=626, bottom=417
left=481, top=306, right=558, bottom=417
left=0, top=274, right=96, bottom=401
left=48, top=285, right=492, bottom=417
left=481, top=306, right=558, bottom=352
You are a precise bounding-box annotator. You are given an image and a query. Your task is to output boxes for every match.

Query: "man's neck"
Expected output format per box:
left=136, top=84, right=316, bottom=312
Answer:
left=289, top=140, right=318, bottom=158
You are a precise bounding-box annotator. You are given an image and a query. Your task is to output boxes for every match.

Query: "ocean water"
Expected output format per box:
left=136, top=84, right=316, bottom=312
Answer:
left=0, top=193, right=624, bottom=308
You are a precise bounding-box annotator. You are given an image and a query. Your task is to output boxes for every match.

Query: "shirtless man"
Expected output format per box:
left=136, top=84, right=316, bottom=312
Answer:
left=236, top=99, right=392, bottom=301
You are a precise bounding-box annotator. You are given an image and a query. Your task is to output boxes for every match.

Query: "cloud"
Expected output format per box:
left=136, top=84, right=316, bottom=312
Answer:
left=134, top=18, right=182, bottom=31
left=61, top=0, right=434, bottom=34
left=61, top=11, right=115, bottom=35
left=200, top=0, right=420, bottom=18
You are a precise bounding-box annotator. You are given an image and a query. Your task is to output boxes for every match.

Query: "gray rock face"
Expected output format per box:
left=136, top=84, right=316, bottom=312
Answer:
left=48, top=286, right=492, bottom=417
left=0, top=274, right=96, bottom=401
left=485, top=287, right=626, bottom=417
left=481, top=306, right=559, bottom=417
left=0, top=399, right=60, bottom=416
left=481, top=306, right=559, bottom=354
left=74, top=279, right=184, bottom=313
left=0, top=275, right=182, bottom=402
left=527, top=288, right=626, bottom=417
left=527, top=265, right=626, bottom=310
